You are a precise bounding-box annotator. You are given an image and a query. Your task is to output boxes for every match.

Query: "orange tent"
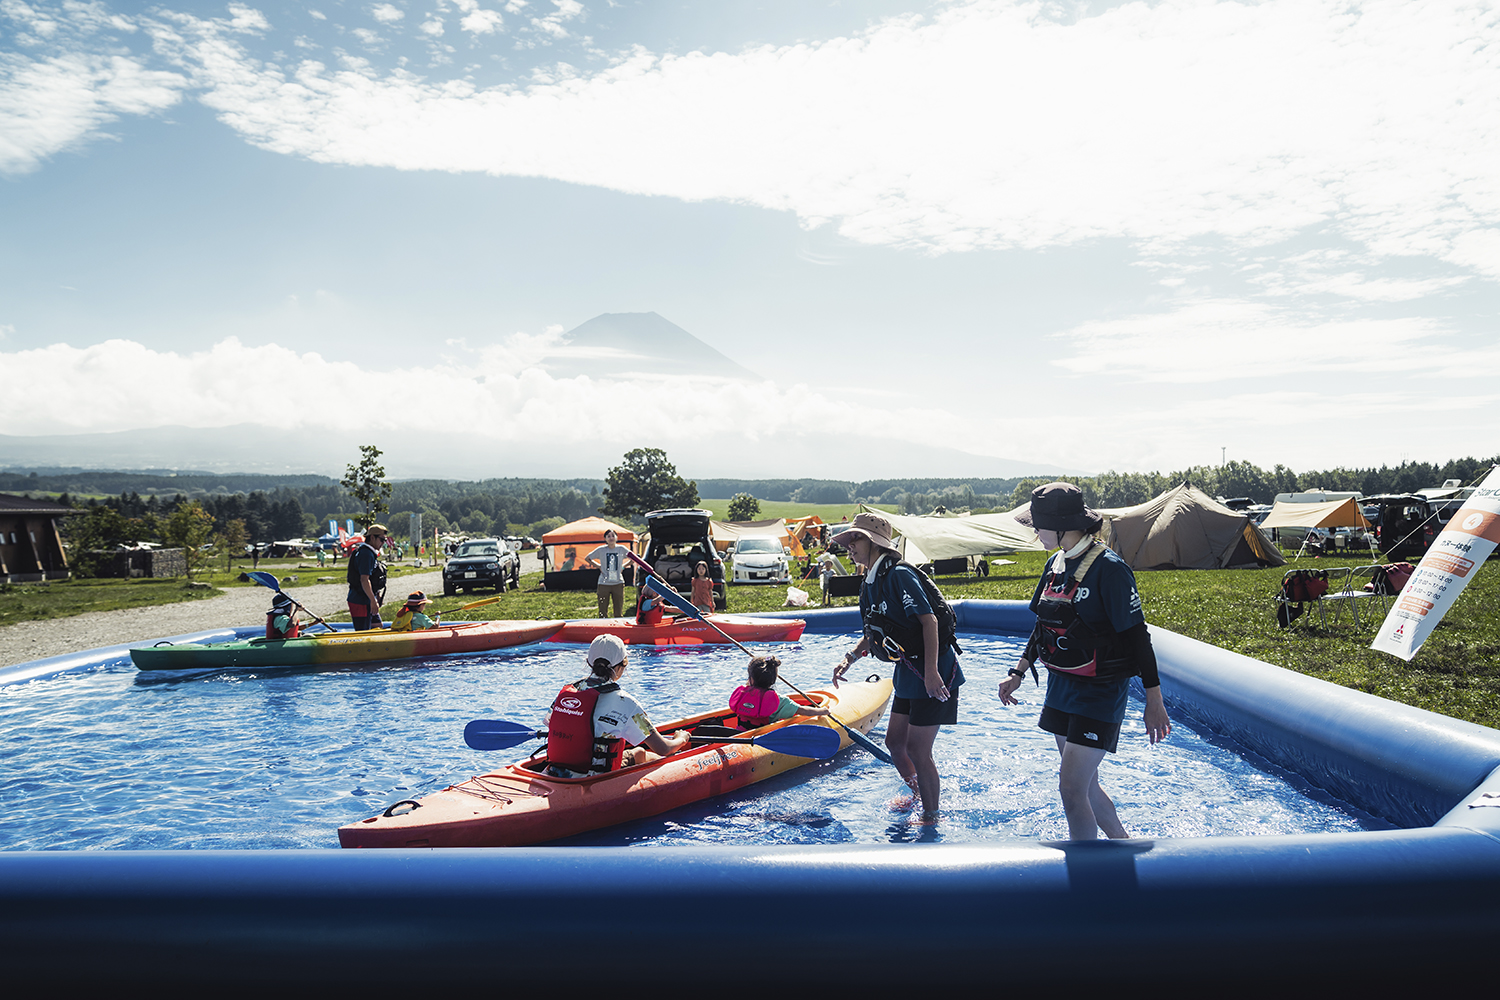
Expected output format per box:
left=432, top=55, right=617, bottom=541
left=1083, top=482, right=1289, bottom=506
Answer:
left=539, top=517, right=636, bottom=574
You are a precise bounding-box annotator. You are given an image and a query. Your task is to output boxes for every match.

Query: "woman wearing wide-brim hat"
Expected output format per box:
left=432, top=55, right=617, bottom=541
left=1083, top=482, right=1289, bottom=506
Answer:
left=999, top=483, right=1170, bottom=840
left=830, top=511, right=964, bottom=823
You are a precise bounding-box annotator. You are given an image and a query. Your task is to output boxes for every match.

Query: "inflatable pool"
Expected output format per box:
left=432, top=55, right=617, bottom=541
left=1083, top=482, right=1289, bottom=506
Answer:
left=2, top=601, right=1498, bottom=988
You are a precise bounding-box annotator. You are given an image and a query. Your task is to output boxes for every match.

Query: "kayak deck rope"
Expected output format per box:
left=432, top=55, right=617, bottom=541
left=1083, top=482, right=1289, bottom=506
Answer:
left=448, top=774, right=535, bottom=804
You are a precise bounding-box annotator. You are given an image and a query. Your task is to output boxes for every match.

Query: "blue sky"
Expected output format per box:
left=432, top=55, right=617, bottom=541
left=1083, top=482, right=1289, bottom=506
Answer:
left=2, top=0, right=1498, bottom=480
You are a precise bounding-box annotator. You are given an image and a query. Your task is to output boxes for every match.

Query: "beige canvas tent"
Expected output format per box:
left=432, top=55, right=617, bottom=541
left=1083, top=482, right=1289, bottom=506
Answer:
left=1258, top=497, right=1371, bottom=531
left=710, top=518, right=807, bottom=559
left=1103, top=483, right=1285, bottom=570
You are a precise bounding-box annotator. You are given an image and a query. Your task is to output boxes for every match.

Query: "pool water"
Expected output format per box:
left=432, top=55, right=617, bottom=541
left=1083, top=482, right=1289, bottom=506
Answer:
left=0, top=632, right=1389, bottom=849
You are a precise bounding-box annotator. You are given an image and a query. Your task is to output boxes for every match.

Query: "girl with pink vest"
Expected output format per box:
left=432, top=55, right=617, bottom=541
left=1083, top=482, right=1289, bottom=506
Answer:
left=728, top=655, right=831, bottom=729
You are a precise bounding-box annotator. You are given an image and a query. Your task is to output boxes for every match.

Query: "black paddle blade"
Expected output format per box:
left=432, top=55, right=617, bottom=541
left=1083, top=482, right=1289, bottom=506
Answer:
left=751, top=724, right=842, bottom=759
left=464, top=719, right=543, bottom=751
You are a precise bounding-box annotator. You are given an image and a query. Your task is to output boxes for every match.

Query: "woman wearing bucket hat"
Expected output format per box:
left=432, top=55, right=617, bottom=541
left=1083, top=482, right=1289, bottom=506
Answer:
left=830, top=512, right=964, bottom=822
left=999, top=482, right=1170, bottom=840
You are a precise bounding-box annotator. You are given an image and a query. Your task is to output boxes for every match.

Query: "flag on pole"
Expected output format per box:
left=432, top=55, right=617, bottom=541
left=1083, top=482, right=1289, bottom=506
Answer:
left=1371, top=465, right=1500, bottom=661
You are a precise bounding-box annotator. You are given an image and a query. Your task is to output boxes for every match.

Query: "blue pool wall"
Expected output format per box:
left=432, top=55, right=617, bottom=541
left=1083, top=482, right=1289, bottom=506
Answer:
left=3, top=600, right=1500, bottom=987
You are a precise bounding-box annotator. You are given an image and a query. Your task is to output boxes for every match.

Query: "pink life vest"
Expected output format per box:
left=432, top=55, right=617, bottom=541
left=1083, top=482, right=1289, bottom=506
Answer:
left=729, top=685, right=781, bottom=729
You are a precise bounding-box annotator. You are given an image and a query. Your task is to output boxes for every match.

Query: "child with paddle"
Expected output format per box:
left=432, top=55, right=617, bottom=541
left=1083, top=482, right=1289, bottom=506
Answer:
left=729, top=655, right=831, bottom=729
left=390, top=591, right=438, bottom=632
left=265, top=592, right=300, bottom=640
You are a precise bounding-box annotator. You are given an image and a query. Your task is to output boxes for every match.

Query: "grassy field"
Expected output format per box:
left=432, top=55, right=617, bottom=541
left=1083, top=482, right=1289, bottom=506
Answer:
left=0, top=557, right=436, bottom=628
left=0, top=577, right=219, bottom=627
left=698, top=498, right=895, bottom=522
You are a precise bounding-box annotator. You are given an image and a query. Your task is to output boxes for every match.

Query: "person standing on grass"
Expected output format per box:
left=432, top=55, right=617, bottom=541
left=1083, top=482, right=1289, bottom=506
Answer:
left=690, top=561, right=715, bottom=613
left=585, top=529, right=629, bottom=618
left=830, top=512, right=963, bottom=824
left=998, top=482, right=1171, bottom=841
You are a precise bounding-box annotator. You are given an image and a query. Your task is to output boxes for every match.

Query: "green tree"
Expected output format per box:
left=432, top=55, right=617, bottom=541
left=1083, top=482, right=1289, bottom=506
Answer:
left=599, top=448, right=699, bottom=519
left=727, top=493, right=761, bottom=521
left=216, top=518, right=248, bottom=571
left=164, top=501, right=216, bottom=579
left=341, top=444, right=393, bottom=527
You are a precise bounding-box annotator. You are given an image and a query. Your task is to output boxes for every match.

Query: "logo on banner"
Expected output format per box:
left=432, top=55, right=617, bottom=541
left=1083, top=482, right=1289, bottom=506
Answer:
left=1464, top=512, right=1484, bottom=531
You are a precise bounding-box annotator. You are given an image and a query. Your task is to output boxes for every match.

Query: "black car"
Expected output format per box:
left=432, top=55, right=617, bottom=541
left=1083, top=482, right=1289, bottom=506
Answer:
left=644, top=508, right=726, bottom=611
left=443, top=538, right=520, bottom=596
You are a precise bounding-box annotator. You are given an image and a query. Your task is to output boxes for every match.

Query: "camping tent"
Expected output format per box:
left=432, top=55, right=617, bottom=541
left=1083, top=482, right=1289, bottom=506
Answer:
left=539, top=517, right=636, bottom=590
left=1103, top=483, right=1285, bottom=571
left=1258, top=498, right=1371, bottom=531
left=864, top=507, right=1044, bottom=565
left=711, top=518, right=807, bottom=559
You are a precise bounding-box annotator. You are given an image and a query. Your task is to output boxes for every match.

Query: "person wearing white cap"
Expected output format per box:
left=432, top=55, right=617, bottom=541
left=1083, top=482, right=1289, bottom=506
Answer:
left=545, top=634, right=693, bottom=779
left=830, top=512, right=964, bottom=823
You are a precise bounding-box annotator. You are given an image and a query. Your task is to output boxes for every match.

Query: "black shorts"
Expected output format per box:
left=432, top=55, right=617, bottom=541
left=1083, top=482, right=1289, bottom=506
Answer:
left=892, top=692, right=959, bottom=727
left=1039, top=706, right=1121, bottom=754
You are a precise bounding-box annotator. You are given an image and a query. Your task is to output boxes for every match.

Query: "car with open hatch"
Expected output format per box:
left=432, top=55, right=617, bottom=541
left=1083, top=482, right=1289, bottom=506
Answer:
left=442, top=537, right=520, bottom=596
left=643, top=508, right=726, bottom=611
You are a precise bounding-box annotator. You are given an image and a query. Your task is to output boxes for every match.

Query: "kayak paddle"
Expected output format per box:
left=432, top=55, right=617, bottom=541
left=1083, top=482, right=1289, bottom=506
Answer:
left=624, top=550, right=895, bottom=765
left=246, top=570, right=335, bottom=632
left=463, top=719, right=840, bottom=759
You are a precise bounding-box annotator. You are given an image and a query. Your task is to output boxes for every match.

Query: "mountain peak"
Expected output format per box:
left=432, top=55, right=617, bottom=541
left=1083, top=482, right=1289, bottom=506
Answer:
left=540, top=312, right=759, bottom=380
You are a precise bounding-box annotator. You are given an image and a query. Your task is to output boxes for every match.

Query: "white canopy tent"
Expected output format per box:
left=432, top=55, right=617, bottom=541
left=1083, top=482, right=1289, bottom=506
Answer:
left=861, top=506, right=1044, bottom=564
left=1258, top=498, right=1371, bottom=530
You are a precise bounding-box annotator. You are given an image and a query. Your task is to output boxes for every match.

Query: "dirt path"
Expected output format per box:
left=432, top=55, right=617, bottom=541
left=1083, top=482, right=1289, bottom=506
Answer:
left=0, top=570, right=447, bottom=667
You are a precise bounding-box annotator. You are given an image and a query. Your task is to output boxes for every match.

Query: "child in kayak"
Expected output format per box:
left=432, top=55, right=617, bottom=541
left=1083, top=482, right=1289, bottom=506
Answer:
left=547, top=634, right=693, bottom=777
left=729, top=655, right=831, bottom=729
left=265, top=592, right=300, bottom=640
left=390, top=591, right=438, bottom=632
left=636, top=579, right=669, bottom=625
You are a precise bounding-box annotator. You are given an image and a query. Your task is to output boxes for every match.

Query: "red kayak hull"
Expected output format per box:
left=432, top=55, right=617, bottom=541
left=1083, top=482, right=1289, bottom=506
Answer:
left=548, top=615, right=805, bottom=646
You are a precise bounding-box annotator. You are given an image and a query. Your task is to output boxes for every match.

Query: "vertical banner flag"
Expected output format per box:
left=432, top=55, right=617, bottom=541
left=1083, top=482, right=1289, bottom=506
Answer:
left=1372, top=465, right=1500, bottom=661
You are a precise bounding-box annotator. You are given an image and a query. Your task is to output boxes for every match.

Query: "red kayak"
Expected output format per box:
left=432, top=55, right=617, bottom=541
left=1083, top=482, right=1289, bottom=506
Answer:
left=549, top=614, right=805, bottom=646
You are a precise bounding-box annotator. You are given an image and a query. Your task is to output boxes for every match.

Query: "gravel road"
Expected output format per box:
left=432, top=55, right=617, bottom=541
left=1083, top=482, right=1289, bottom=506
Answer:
left=0, top=570, right=447, bottom=667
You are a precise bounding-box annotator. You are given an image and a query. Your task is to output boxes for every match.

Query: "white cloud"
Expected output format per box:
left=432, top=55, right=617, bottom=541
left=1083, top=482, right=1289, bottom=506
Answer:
left=1051, top=298, right=1500, bottom=383
left=460, top=10, right=504, bottom=35
left=370, top=4, right=405, bottom=25
left=0, top=49, right=184, bottom=173
left=224, top=4, right=268, bottom=33
left=350, top=27, right=382, bottom=45
left=420, top=17, right=444, bottom=37
left=158, top=0, right=1500, bottom=279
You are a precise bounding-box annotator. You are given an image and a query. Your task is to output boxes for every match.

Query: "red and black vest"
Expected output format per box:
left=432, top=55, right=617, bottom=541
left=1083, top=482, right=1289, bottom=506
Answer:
left=265, top=612, right=300, bottom=640
left=547, top=680, right=625, bottom=774
left=729, top=685, right=780, bottom=729
left=1029, top=543, right=1130, bottom=680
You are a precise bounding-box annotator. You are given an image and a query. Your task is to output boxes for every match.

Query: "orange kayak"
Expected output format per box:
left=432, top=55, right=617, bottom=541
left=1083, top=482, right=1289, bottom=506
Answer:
left=338, top=676, right=892, bottom=848
left=548, top=614, right=805, bottom=646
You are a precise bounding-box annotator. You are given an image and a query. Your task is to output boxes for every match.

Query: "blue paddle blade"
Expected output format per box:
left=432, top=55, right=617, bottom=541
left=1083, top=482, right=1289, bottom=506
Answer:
left=464, top=719, right=543, bottom=751
left=753, top=724, right=842, bottom=759
left=246, top=570, right=282, bottom=591
left=837, top=720, right=895, bottom=764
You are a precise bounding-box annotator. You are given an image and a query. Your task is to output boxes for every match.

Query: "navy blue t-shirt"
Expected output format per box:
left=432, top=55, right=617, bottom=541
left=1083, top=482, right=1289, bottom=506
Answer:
left=1029, top=544, right=1145, bottom=724
left=346, top=543, right=380, bottom=605
left=860, top=556, right=964, bottom=701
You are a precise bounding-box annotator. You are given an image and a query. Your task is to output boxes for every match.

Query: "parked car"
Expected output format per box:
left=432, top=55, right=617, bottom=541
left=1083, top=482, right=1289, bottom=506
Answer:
left=729, top=535, right=792, bottom=585
left=442, top=537, right=520, bottom=596
left=643, top=509, right=726, bottom=611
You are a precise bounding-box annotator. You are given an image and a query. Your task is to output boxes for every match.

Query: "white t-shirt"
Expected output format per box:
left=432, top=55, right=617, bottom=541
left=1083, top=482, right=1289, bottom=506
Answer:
left=587, top=544, right=627, bottom=586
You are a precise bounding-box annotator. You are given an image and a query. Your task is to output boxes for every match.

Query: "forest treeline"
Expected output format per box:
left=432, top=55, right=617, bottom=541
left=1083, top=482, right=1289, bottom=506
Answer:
left=10, top=454, right=1498, bottom=554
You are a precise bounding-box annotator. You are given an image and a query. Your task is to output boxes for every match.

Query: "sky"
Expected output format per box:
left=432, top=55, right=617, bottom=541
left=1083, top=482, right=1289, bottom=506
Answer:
left=2, top=0, right=1498, bottom=481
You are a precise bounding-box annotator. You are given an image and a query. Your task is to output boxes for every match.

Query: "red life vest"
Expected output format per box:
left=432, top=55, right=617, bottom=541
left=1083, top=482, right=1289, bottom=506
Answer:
left=265, top=612, right=300, bottom=640
left=547, top=680, right=625, bottom=774
left=729, top=685, right=781, bottom=729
